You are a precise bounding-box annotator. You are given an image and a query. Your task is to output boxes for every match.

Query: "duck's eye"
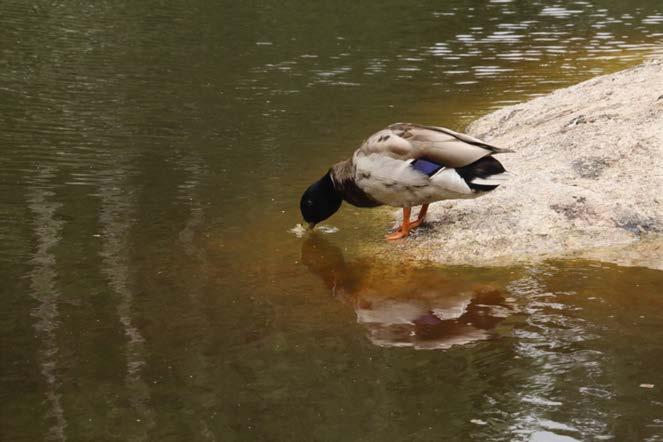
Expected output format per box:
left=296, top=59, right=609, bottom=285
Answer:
left=306, top=200, right=314, bottom=207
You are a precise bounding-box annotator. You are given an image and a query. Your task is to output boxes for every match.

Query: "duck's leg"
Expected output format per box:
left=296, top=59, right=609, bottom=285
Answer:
left=409, top=204, right=429, bottom=229
left=385, top=207, right=412, bottom=240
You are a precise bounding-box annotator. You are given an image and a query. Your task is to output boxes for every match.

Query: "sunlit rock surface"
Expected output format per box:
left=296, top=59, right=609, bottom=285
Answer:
left=404, top=57, right=663, bottom=269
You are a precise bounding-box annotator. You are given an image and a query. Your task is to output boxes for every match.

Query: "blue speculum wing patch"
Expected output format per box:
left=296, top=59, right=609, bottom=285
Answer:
left=411, top=158, right=443, bottom=177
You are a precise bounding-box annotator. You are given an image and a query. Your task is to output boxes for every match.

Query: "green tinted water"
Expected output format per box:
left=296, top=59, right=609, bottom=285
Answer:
left=1, top=1, right=662, bottom=440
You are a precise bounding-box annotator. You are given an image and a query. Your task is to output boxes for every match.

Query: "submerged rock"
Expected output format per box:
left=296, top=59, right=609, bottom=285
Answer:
left=404, top=57, right=663, bottom=269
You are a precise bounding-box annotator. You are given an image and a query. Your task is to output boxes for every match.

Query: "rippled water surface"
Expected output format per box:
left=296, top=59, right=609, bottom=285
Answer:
left=1, top=0, right=663, bottom=440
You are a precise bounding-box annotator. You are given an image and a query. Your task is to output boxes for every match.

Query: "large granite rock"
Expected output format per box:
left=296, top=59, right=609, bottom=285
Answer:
left=403, top=57, right=663, bottom=269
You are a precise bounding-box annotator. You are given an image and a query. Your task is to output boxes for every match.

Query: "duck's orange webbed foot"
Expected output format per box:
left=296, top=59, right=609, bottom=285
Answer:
left=385, top=207, right=412, bottom=241
left=409, top=219, right=424, bottom=229
left=385, top=229, right=409, bottom=240
left=410, top=218, right=424, bottom=229
left=385, top=205, right=429, bottom=240
left=408, top=204, right=429, bottom=229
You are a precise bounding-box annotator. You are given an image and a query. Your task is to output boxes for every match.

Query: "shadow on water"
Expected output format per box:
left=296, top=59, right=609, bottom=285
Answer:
left=301, top=234, right=516, bottom=350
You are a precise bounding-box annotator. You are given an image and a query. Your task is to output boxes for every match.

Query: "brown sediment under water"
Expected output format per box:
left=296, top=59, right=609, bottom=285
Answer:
left=1, top=0, right=663, bottom=440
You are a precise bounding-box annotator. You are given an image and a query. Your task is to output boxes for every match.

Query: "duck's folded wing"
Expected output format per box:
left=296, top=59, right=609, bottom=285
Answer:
left=406, top=124, right=512, bottom=152
left=387, top=122, right=513, bottom=168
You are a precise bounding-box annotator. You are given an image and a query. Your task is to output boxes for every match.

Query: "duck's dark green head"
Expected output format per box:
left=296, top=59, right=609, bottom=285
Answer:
left=300, top=171, right=342, bottom=228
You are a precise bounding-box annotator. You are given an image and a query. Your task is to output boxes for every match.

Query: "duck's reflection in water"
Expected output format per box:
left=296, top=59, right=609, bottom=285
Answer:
left=302, top=235, right=514, bottom=350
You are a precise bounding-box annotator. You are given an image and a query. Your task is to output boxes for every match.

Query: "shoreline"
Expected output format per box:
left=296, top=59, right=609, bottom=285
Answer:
left=390, top=56, right=663, bottom=270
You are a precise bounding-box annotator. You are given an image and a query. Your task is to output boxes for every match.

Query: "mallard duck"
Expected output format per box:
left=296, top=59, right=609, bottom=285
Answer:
left=300, top=123, right=513, bottom=239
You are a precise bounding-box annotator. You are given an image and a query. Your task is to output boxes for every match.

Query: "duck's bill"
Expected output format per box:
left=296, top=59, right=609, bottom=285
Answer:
left=307, top=222, right=316, bottom=230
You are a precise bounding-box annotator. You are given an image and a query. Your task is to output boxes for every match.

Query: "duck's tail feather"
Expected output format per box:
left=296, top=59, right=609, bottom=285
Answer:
left=455, top=156, right=513, bottom=191
left=470, top=171, right=514, bottom=186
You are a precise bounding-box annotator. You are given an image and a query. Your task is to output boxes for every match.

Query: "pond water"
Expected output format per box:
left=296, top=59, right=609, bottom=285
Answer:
left=1, top=0, right=662, bottom=440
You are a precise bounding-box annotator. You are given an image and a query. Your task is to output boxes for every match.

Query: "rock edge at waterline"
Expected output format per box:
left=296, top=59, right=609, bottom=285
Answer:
left=399, top=57, right=663, bottom=270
